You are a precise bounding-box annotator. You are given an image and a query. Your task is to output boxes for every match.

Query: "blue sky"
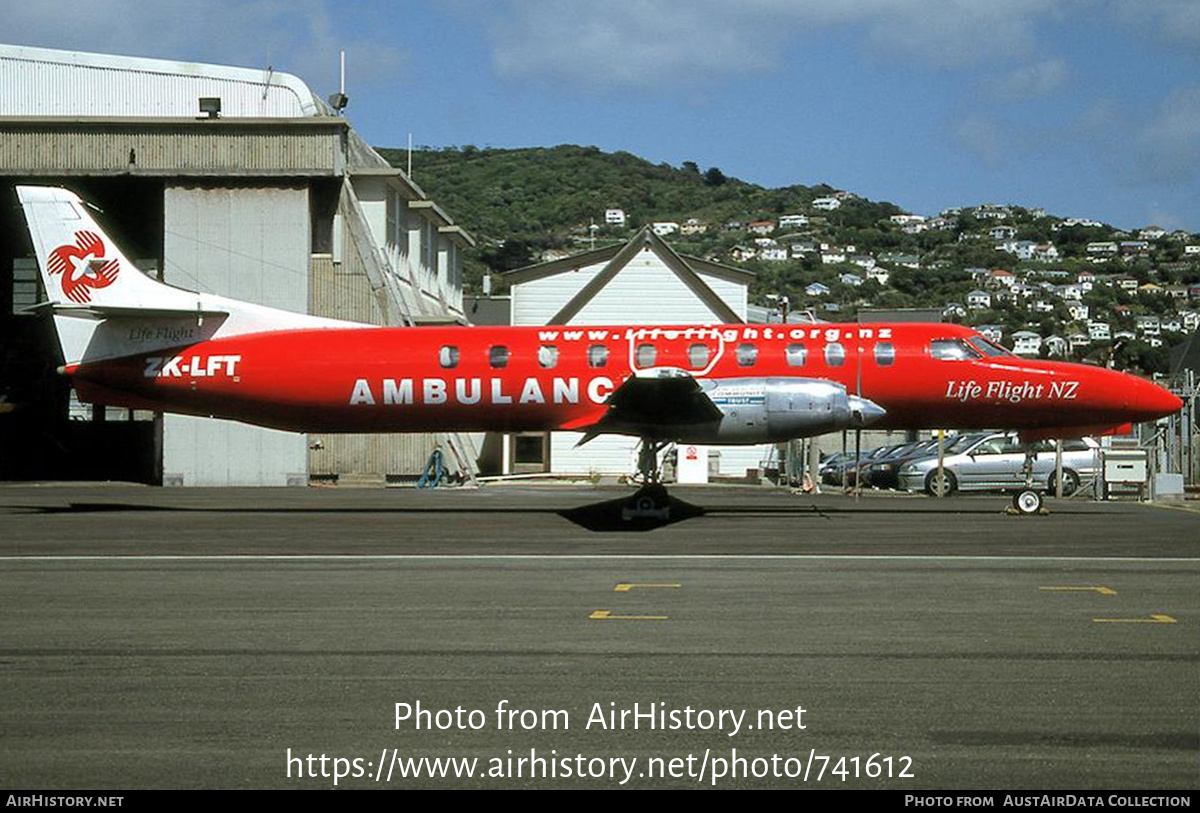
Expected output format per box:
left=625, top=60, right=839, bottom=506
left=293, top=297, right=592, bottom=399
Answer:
left=6, top=0, right=1199, bottom=231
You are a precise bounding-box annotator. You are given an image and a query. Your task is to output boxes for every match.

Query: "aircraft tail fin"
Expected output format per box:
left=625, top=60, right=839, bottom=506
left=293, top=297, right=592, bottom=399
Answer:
left=17, top=186, right=201, bottom=313
left=16, top=185, right=363, bottom=366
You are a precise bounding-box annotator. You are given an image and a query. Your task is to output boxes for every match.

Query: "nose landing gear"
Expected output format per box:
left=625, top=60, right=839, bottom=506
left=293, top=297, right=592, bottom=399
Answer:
left=1011, top=444, right=1046, bottom=516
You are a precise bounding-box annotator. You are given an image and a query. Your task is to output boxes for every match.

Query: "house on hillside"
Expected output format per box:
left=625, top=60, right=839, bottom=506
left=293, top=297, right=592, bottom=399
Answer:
left=1012, top=331, right=1043, bottom=357
left=967, top=290, right=992, bottom=310
left=976, top=325, right=1004, bottom=343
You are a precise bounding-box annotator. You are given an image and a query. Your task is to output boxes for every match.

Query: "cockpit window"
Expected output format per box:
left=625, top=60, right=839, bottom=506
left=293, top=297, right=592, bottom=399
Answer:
left=930, top=339, right=982, bottom=361
left=968, top=336, right=1013, bottom=357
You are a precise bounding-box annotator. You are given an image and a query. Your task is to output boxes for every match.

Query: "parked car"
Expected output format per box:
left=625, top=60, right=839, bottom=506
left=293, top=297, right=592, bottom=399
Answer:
left=897, top=434, right=1100, bottom=496
left=821, top=444, right=905, bottom=487
left=862, top=437, right=969, bottom=489
left=819, top=451, right=859, bottom=486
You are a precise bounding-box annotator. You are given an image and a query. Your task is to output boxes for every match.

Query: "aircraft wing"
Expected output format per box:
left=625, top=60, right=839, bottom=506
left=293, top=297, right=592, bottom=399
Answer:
left=565, top=368, right=723, bottom=443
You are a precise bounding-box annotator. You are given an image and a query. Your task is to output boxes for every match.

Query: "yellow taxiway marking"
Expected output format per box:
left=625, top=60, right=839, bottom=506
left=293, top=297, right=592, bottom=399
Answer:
left=1040, top=586, right=1117, bottom=596
left=1093, top=614, right=1177, bottom=624
left=613, top=583, right=682, bottom=592
left=589, top=610, right=669, bottom=621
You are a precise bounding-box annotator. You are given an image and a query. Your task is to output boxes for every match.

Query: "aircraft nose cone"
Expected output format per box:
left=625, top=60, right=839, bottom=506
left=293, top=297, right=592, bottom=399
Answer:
left=1136, top=378, right=1182, bottom=420
left=848, top=395, right=887, bottom=427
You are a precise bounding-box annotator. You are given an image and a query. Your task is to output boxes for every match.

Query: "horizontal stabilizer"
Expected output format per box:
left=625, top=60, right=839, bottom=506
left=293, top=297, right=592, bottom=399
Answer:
left=50, top=304, right=230, bottom=321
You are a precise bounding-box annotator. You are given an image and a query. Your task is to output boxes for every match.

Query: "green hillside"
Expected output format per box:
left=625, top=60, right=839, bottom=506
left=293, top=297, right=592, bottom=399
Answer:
left=376, top=144, right=902, bottom=279
left=375, top=144, right=1199, bottom=375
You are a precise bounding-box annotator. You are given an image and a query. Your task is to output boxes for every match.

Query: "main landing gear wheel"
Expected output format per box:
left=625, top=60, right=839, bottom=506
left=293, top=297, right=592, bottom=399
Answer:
left=622, top=483, right=671, bottom=521
left=1013, top=489, right=1043, bottom=515
left=622, top=439, right=672, bottom=521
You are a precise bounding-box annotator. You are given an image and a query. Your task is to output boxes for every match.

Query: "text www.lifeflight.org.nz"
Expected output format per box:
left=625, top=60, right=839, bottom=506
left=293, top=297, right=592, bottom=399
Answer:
left=285, top=700, right=915, bottom=786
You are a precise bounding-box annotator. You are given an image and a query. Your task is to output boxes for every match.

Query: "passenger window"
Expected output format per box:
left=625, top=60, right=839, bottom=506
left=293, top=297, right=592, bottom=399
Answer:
left=587, top=344, right=609, bottom=368
left=786, top=343, right=807, bottom=367
left=538, top=345, right=559, bottom=369
left=489, top=345, right=510, bottom=369
left=438, top=345, right=459, bottom=369
left=687, top=343, right=710, bottom=369
left=736, top=343, right=758, bottom=367
left=825, top=342, right=846, bottom=367
left=636, top=343, right=657, bottom=368
left=874, top=342, right=895, bottom=366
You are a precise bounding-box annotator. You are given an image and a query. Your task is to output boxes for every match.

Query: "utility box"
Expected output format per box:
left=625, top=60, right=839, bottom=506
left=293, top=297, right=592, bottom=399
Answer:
left=1153, top=473, right=1185, bottom=503
left=1102, top=449, right=1148, bottom=500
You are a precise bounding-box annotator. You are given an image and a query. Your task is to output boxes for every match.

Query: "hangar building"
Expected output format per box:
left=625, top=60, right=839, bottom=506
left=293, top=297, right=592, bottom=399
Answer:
left=0, top=44, right=475, bottom=486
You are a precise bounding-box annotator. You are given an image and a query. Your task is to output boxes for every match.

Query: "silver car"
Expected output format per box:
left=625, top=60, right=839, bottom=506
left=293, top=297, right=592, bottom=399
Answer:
left=898, top=434, right=1100, bottom=496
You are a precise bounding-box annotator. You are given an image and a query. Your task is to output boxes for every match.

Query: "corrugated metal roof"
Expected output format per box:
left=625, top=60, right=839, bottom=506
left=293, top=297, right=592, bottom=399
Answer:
left=0, top=43, right=324, bottom=118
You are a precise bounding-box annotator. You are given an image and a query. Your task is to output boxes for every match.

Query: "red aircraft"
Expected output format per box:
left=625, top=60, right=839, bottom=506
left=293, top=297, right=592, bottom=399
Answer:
left=17, top=186, right=1182, bottom=515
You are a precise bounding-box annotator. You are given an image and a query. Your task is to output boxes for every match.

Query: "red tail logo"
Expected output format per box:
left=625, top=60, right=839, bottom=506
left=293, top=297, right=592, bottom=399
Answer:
left=47, top=231, right=120, bottom=304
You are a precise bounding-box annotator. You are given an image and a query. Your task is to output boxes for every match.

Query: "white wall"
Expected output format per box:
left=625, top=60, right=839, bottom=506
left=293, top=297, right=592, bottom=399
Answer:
left=512, top=245, right=770, bottom=477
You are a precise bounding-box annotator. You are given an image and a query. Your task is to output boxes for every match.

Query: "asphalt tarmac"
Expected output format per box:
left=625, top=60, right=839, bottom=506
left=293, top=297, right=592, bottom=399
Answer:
left=0, top=484, right=1197, bottom=789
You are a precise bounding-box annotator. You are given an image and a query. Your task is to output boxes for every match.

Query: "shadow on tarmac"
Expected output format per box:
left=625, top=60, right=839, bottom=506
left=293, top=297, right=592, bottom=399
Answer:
left=557, top=492, right=706, bottom=532
left=9, top=498, right=1099, bottom=524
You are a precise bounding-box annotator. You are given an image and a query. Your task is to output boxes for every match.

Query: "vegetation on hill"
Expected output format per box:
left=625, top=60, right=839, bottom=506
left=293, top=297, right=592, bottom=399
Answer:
left=377, top=144, right=901, bottom=278
left=377, top=145, right=1199, bottom=376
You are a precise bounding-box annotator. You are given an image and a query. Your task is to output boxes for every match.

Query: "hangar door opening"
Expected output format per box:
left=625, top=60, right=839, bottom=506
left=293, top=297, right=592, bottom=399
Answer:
left=160, top=185, right=310, bottom=486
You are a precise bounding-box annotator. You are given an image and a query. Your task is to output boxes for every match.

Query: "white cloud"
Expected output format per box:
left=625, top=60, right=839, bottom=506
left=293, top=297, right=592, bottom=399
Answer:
left=952, top=116, right=1009, bottom=168
left=1, top=0, right=404, bottom=93
left=482, top=0, right=1073, bottom=91
left=1112, top=0, right=1200, bottom=47
left=1137, top=84, right=1200, bottom=184
left=984, top=59, right=1070, bottom=100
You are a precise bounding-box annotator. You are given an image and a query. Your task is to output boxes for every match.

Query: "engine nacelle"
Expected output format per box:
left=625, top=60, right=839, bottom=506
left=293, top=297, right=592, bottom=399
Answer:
left=692, top=377, right=886, bottom=443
